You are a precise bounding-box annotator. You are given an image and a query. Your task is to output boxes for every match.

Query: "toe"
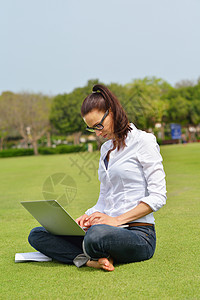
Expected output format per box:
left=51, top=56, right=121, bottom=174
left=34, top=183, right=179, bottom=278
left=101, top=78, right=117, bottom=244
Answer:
left=98, top=258, right=114, bottom=271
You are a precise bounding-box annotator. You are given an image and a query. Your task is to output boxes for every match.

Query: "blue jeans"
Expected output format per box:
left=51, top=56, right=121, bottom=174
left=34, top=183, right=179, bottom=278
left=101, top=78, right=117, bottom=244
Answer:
left=28, top=224, right=156, bottom=265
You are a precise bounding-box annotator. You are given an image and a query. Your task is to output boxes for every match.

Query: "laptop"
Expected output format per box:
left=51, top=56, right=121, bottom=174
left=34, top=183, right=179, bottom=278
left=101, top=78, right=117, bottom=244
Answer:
left=21, top=200, right=85, bottom=236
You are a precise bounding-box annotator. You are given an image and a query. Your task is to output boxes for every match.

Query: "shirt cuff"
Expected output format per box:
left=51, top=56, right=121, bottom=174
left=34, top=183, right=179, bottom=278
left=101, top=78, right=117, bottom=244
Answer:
left=140, top=194, right=167, bottom=212
left=73, top=254, right=89, bottom=268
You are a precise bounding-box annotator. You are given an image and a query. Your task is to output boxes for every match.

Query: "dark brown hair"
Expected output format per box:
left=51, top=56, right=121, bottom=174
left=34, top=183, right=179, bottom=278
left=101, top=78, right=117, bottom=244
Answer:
left=81, top=84, right=132, bottom=152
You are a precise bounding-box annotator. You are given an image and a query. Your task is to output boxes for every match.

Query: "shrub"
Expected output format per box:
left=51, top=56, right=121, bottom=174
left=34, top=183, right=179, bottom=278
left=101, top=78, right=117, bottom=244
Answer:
left=0, top=143, right=98, bottom=158
left=38, top=144, right=87, bottom=155
left=0, top=148, right=34, bottom=158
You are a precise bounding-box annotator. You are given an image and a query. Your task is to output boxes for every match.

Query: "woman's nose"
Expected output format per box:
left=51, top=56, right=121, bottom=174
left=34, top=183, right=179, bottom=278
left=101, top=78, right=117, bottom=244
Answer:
left=95, top=130, right=102, bottom=137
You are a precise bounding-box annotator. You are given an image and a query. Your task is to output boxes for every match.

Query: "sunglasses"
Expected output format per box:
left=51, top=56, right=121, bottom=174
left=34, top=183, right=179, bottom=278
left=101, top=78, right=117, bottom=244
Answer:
left=86, top=110, right=109, bottom=132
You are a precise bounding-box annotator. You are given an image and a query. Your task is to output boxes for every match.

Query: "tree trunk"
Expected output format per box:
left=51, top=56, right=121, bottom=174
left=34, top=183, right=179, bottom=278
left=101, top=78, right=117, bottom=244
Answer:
left=160, top=123, right=165, bottom=140
left=73, top=131, right=81, bottom=145
left=186, top=127, right=192, bottom=143
left=32, top=139, right=39, bottom=155
left=23, top=138, right=29, bottom=149
left=0, top=136, right=4, bottom=150
left=47, top=131, right=51, bottom=147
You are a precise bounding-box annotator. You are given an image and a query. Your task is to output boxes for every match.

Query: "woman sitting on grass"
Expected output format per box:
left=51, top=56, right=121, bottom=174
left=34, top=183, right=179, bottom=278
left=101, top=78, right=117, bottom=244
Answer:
left=28, top=84, right=167, bottom=271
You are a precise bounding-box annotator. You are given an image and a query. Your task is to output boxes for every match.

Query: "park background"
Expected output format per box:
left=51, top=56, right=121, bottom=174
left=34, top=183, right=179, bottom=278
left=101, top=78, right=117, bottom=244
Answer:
left=0, top=0, right=200, bottom=299
left=0, top=77, right=200, bottom=155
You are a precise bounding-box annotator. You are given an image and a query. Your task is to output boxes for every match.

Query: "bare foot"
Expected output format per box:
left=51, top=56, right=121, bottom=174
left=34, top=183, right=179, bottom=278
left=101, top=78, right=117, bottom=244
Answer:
left=86, top=257, right=114, bottom=271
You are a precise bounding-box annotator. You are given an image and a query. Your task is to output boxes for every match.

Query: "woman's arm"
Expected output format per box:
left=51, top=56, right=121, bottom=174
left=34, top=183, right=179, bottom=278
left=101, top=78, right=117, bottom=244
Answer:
left=116, top=202, right=153, bottom=225
left=136, top=133, right=167, bottom=211
left=84, top=202, right=153, bottom=227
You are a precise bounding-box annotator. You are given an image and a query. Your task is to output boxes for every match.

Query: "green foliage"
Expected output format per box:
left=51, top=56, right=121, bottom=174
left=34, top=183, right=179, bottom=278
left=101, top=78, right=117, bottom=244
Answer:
left=124, top=77, right=171, bottom=129
left=163, top=81, right=200, bottom=126
left=0, top=148, right=34, bottom=157
left=190, top=99, right=200, bottom=125
left=38, top=144, right=87, bottom=155
left=167, top=94, right=189, bottom=125
left=0, top=143, right=98, bottom=158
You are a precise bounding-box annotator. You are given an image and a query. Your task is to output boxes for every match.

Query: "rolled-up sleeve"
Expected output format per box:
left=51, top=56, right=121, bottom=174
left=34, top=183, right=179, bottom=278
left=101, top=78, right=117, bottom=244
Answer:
left=137, top=133, right=167, bottom=212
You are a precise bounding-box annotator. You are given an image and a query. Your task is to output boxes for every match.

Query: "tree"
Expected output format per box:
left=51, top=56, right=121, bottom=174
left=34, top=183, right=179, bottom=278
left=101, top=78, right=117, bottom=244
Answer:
left=186, top=83, right=200, bottom=127
left=163, top=85, right=198, bottom=142
left=124, top=77, right=171, bottom=138
left=1, top=92, right=52, bottom=155
left=175, top=79, right=196, bottom=88
left=50, top=79, right=102, bottom=144
left=166, top=94, right=189, bottom=125
left=0, top=92, right=16, bottom=150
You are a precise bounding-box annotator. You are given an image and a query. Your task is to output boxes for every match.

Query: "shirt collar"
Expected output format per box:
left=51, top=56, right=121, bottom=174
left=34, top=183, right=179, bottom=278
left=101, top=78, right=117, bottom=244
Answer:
left=100, top=123, right=137, bottom=158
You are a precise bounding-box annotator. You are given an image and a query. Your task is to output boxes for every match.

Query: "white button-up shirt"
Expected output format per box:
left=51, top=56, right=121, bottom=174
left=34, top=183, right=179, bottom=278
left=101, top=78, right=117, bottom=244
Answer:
left=85, top=123, right=167, bottom=224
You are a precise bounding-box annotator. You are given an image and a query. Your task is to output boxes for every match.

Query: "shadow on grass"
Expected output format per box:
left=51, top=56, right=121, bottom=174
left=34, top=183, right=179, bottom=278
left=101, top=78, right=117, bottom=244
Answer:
left=24, top=260, right=133, bottom=274
left=16, top=259, right=126, bottom=272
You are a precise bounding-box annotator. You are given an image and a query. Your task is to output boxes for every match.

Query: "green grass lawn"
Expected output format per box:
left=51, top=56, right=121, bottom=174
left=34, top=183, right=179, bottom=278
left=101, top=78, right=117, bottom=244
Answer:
left=0, top=143, right=199, bottom=299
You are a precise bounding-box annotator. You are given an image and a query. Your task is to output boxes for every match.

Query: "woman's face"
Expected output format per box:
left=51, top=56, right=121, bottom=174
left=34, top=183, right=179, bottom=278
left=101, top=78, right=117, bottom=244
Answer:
left=83, top=109, right=114, bottom=139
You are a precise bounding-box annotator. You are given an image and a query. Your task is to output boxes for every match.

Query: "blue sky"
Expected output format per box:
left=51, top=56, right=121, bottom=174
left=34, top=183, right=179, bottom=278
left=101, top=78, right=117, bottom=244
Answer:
left=0, top=0, right=200, bottom=95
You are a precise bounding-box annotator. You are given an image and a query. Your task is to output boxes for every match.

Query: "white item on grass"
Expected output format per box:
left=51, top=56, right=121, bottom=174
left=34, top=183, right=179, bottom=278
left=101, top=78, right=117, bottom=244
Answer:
left=15, top=252, right=52, bottom=263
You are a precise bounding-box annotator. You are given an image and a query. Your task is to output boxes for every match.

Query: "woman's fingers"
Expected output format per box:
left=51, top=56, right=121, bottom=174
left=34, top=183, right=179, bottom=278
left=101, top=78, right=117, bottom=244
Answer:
left=76, top=214, right=89, bottom=228
left=80, top=217, right=86, bottom=227
left=85, top=213, right=102, bottom=225
left=75, top=216, right=81, bottom=224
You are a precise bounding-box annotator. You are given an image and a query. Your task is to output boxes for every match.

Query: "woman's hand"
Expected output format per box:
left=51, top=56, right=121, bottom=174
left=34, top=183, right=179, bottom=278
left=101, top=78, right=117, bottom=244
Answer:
left=75, top=214, right=89, bottom=228
left=84, top=212, right=119, bottom=227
